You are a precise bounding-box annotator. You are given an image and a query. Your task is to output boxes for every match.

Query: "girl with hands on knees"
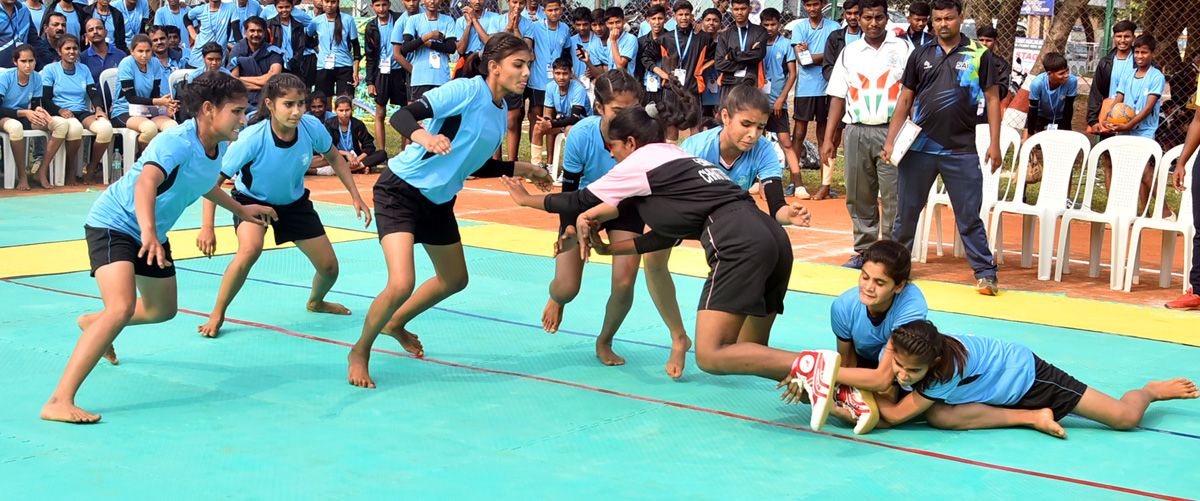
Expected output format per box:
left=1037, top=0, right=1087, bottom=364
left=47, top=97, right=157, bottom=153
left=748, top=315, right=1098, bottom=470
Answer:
left=40, top=34, right=115, bottom=185
left=111, top=34, right=179, bottom=151
left=348, top=33, right=553, bottom=389
left=0, top=44, right=55, bottom=189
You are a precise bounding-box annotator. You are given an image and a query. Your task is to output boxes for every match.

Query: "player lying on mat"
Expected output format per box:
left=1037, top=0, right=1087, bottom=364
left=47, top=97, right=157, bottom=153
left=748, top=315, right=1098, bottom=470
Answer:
left=785, top=319, right=1198, bottom=438
left=500, top=91, right=856, bottom=430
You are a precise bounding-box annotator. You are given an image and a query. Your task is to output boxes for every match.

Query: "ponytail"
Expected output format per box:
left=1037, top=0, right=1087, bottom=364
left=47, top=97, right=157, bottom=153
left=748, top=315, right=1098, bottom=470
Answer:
left=330, top=0, right=344, bottom=45
left=606, top=76, right=694, bottom=146
left=890, top=320, right=967, bottom=390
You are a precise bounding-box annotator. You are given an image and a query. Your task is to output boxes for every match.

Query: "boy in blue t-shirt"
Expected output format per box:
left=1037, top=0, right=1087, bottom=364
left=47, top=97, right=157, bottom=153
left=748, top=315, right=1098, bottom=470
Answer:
left=1106, top=34, right=1168, bottom=217
left=790, top=0, right=839, bottom=200
left=759, top=8, right=801, bottom=195
left=531, top=57, right=588, bottom=167
left=1025, top=52, right=1077, bottom=136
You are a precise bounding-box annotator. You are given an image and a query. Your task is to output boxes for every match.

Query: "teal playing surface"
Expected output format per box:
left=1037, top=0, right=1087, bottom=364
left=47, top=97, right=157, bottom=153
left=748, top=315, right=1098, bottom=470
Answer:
left=2, top=193, right=1198, bottom=499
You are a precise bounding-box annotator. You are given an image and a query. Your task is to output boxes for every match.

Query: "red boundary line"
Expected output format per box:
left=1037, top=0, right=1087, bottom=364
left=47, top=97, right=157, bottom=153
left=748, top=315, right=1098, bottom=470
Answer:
left=3, top=278, right=1192, bottom=501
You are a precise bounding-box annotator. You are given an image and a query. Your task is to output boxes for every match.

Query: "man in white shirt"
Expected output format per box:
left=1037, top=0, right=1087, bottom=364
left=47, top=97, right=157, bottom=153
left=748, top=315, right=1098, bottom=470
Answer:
left=821, top=0, right=910, bottom=269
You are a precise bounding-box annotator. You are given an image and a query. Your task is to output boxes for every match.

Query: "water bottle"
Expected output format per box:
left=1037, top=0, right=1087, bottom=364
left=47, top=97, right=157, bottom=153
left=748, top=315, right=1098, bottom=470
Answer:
left=112, top=156, right=122, bottom=176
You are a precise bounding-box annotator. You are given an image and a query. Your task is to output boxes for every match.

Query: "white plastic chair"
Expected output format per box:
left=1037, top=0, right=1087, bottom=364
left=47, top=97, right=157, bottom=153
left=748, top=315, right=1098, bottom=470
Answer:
left=1125, top=144, right=1197, bottom=292
left=548, top=133, right=567, bottom=185
left=1053, top=135, right=1162, bottom=290
left=168, top=69, right=190, bottom=99
left=99, top=68, right=138, bottom=181
left=918, top=124, right=1022, bottom=262
left=1, top=129, right=56, bottom=188
left=987, top=130, right=1091, bottom=280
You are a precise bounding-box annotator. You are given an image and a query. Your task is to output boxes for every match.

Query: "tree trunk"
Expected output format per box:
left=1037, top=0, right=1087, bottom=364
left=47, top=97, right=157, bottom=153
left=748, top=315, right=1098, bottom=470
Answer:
left=1143, top=0, right=1191, bottom=74
left=1030, top=0, right=1091, bottom=74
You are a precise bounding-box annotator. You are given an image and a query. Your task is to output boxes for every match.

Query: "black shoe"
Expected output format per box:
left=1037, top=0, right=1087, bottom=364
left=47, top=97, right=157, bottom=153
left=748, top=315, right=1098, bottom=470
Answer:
left=842, top=254, right=865, bottom=269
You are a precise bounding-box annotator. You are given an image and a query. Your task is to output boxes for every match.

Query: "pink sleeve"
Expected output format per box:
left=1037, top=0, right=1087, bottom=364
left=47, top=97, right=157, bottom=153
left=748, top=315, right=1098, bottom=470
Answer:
left=585, top=143, right=691, bottom=206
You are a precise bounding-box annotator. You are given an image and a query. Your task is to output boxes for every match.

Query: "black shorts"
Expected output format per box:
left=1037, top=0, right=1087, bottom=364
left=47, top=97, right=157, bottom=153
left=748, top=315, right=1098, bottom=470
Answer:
left=698, top=201, right=792, bottom=316
left=503, top=90, right=526, bottom=111
left=287, top=54, right=318, bottom=88
left=1011, top=355, right=1088, bottom=421
left=85, top=225, right=175, bottom=279
left=110, top=113, right=130, bottom=128
left=409, top=85, right=437, bottom=103
left=374, top=71, right=408, bottom=108
left=316, top=67, right=356, bottom=97
left=373, top=168, right=461, bottom=245
left=231, top=189, right=326, bottom=246
left=793, top=96, right=830, bottom=122
left=767, top=111, right=790, bottom=134
left=73, top=110, right=96, bottom=124
left=528, top=89, right=547, bottom=110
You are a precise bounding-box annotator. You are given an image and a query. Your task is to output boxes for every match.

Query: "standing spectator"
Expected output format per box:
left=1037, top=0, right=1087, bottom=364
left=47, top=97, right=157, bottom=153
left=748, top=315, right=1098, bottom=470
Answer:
left=636, top=4, right=668, bottom=109
left=1105, top=35, right=1167, bottom=218
left=153, top=0, right=190, bottom=49
left=364, top=0, right=401, bottom=152
left=186, top=0, right=238, bottom=69
left=698, top=7, right=721, bottom=119
left=1164, top=74, right=1200, bottom=310
left=523, top=0, right=545, bottom=22
left=790, top=0, right=837, bottom=199
left=654, top=0, right=709, bottom=137
left=79, top=17, right=125, bottom=84
left=496, top=0, right=532, bottom=160
left=399, top=0, right=455, bottom=103
left=455, top=0, right=499, bottom=57
left=307, top=0, right=360, bottom=110
left=0, top=0, right=36, bottom=66
left=820, top=0, right=861, bottom=183
left=569, top=7, right=607, bottom=91
left=111, top=0, right=147, bottom=46
left=268, top=0, right=316, bottom=88
left=228, top=16, right=283, bottom=115
left=604, top=6, right=637, bottom=75
left=713, top=0, right=765, bottom=98
left=86, top=0, right=129, bottom=53
left=52, top=0, right=87, bottom=39
left=974, top=25, right=1011, bottom=113
left=1088, top=20, right=1137, bottom=194
left=822, top=0, right=910, bottom=268
left=26, top=0, right=44, bottom=36
left=638, top=0, right=676, bottom=37
left=759, top=7, right=800, bottom=193
left=228, top=0, right=264, bottom=42
left=524, top=0, right=569, bottom=163
left=897, top=1, right=932, bottom=48
left=1025, top=52, right=1076, bottom=136
left=882, top=0, right=1003, bottom=295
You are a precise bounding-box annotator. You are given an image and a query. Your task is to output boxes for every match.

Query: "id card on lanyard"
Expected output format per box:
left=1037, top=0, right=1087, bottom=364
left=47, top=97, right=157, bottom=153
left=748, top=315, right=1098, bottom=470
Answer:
left=734, top=27, right=748, bottom=78
left=673, top=29, right=692, bottom=86
left=379, top=21, right=392, bottom=74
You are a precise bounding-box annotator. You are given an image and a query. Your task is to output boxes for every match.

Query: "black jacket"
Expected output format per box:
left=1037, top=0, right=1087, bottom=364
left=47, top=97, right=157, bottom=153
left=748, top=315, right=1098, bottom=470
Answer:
left=714, top=23, right=768, bottom=87
left=324, top=116, right=378, bottom=157
left=655, top=28, right=712, bottom=94
left=83, top=4, right=129, bottom=54
left=1086, top=49, right=1119, bottom=127
left=363, top=13, right=399, bottom=84
left=267, top=16, right=316, bottom=68
left=821, top=27, right=859, bottom=81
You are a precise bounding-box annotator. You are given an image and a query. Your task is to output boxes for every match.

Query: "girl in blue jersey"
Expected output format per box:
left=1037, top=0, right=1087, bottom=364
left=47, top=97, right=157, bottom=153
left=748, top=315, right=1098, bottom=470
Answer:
left=40, top=72, right=277, bottom=424
left=347, top=33, right=554, bottom=389
left=0, top=44, right=56, bottom=190
left=306, top=0, right=360, bottom=111
left=112, top=34, right=179, bottom=150
left=873, top=320, right=1197, bottom=438
left=41, top=35, right=114, bottom=185
left=538, top=69, right=691, bottom=378
left=195, top=74, right=371, bottom=338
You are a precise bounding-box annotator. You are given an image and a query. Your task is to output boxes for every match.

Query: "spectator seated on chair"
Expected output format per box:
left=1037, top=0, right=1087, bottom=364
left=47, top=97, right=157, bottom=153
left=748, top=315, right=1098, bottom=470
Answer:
left=1, top=44, right=61, bottom=190
left=110, top=34, right=178, bottom=151
left=41, top=34, right=113, bottom=185
left=79, top=17, right=125, bottom=89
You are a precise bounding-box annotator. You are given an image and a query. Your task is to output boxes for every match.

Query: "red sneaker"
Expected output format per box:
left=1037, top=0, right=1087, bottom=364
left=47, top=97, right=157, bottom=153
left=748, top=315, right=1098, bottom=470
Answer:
left=790, top=350, right=841, bottom=430
left=1165, top=288, right=1200, bottom=310
left=834, top=384, right=880, bottom=435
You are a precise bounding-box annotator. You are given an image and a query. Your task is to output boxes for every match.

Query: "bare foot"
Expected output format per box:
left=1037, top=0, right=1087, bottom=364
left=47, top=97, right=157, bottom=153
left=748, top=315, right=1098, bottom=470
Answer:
left=665, top=335, right=691, bottom=379
left=15, top=179, right=30, bottom=190
left=37, top=172, right=51, bottom=189
left=102, top=344, right=119, bottom=365
left=1029, top=408, right=1067, bottom=439
left=307, top=300, right=352, bottom=315
left=596, top=340, right=625, bottom=366
left=542, top=298, right=565, bottom=333
left=1145, top=378, right=1200, bottom=401
left=811, top=184, right=832, bottom=200
left=382, top=329, right=424, bottom=357
left=347, top=349, right=376, bottom=388
left=40, top=398, right=101, bottom=423
left=197, top=314, right=224, bottom=338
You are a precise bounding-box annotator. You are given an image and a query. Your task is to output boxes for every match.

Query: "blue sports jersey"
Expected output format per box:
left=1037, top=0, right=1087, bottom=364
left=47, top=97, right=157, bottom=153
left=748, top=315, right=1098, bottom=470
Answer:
left=917, top=333, right=1037, bottom=407
left=1028, top=72, right=1078, bottom=122
left=526, top=19, right=570, bottom=92
left=0, top=68, right=42, bottom=110
left=152, top=53, right=185, bottom=97
left=40, top=62, right=94, bottom=112
left=455, top=11, right=500, bottom=53
left=570, top=33, right=606, bottom=80
left=86, top=120, right=226, bottom=243
left=612, top=32, right=638, bottom=75
left=638, top=17, right=676, bottom=38
left=403, top=12, right=457, bottom=87
left=260, top=4, right=312, bottom=24
left=113, top=0, right=150, bottom=44
left=1107, top=54, right=1135, bottom=99
left=222, top=114, right=331, bottom=205
left=29, top=5, right=44, bottom=36
left=55, top=3, right=81, bottom=37
left=1116, top=66, right=1165, bottom=139
left=561, top=115, right=615, bottom=189
left=234, top=0, right=262, bottom=22
left=187, top=2, right=238, bottom=68
left=92, top=8, right=119, bottom=46
left=111, top=56, right=164, bottom=118
left=543, top=79, right=589, bottom=115
left=679, top=126, right=781, bottom=190
left=0, top=3, right=33, bottom=65
left=830, top=284, right=928, bottom=362
left=791, top=17, right=837, bottom=97
left=486, top=11, right=532, bottom=35
left=307, top=12, right=358, bottom=69
left=373, top=17, right=403, bottom=71
left=186, top=65, right=231, bottom=83
left=388, top=76, right=507, bottom=204
left=763, top=33, right=795, bottom=104
left=154, top=5, right=192, bottom=47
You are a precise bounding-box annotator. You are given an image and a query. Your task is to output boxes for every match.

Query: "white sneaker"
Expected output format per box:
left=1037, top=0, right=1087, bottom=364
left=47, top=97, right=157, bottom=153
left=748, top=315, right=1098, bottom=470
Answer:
left=789, top=350, right=841, bottom=430
left=834, top=384, right=879, bottom=435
